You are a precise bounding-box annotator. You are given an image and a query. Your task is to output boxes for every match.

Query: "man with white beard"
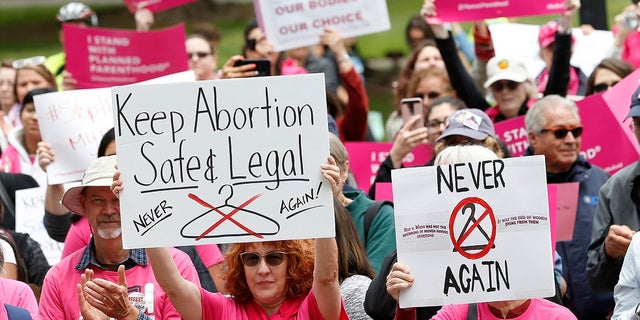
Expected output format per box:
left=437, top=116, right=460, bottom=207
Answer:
left=38, top=155, right=199, bottom=320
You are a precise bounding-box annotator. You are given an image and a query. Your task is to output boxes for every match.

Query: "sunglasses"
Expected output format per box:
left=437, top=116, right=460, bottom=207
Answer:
left=538, top=126, right=583, bottom=139
left=490, top=80, right=520, bottom=92
left=240, top=251, right=287, bottom=267
left=12, top=56, right=46, bottom=69
left=592, top=81, right=619, bottom=93
left=188, top=52, right=211, bottom=59
left=414, top=91, right=441, bottom=100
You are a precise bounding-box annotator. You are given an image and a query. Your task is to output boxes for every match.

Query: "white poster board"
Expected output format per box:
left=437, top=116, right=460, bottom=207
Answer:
left=253, top=0, right=390, bottom=52
left=15, top=187, right=63, bottom=265
left=490, top=23, right=613, bottom=79
left=392, top=156, right=554, bottom=308
left=113, top=74, right=335, bottom=249
left=34, top=71, right=196, bottom=185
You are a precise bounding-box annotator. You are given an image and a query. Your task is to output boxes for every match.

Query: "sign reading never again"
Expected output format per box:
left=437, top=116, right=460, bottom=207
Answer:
left=392, top=156, right=554, bottom=308
left=112, top=74, right=335, bottom=248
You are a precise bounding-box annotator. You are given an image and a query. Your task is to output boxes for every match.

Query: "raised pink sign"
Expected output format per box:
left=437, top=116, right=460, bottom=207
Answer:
left=431, top=0, right=564, bottom=23
left=64, top=23, right=189, bottom=88
left=123, top=0, right=197, bottom=13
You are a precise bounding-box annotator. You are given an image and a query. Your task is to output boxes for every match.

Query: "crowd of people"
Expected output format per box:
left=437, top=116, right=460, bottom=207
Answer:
left=1, top=0, right=640, bottom=319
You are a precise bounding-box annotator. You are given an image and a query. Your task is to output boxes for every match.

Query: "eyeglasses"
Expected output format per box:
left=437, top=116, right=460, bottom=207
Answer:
left=426, top=119, right=446, bottom=128
left=414, top=91, right=441, bottom=101
left=592, top=81, right=619, bottom=93
left=12, top=56, right=46, bottom=69
left=240, top=251, right=287, bottom=267
left=188, top=52, right=211, bottom=60
left=490, top=80, right=520, bottom=92
left=538, top=126, right=583, bottom=139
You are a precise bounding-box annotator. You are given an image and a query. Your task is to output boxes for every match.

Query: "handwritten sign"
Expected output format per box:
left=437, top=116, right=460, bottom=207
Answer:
left=15, top=187, right=63, bottom=265
left=64, top=23, right=188, bottom=88
left=392, top=156, right=554, bottom=307
left=34, top=71, right=196, bottom=185
left=344, top=142, right=432, bottom=194
left=431, top=0, right=564, bottom=23
left=113, top=74, right=335, bottom=249
left=489, top=23, right=614, bottom=79
left=123, top=0, right=197, bottom=13
left=253, top=0, right=390, bottom=52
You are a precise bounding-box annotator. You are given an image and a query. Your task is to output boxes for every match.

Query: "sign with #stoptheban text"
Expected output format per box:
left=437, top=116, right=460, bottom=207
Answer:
left=113, top=74, right=335, bottom=249
left=392, top=156, right=554, bottom=308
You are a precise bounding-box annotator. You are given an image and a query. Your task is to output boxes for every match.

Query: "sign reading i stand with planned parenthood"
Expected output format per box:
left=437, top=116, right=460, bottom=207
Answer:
left=391, top=156, right=555, bottom=308
left=112, top=74, right=335, bottom=249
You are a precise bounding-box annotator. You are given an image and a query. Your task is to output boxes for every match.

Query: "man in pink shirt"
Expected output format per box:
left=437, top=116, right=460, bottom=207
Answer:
left=38, top=156, right=199, bottom=320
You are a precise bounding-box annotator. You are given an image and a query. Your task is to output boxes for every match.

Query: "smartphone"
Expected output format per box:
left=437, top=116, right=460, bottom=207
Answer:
left=400, top=97, right=424, bottom=130
left=234, top=59, right=271, bottom=77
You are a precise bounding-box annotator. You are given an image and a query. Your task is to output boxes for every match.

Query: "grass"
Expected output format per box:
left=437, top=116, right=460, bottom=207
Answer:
left=0, top=1, right=630, bottom=140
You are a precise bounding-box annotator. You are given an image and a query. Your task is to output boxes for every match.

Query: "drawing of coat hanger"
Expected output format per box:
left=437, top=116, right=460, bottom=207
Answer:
left=181, top=184, right=280, bottom=240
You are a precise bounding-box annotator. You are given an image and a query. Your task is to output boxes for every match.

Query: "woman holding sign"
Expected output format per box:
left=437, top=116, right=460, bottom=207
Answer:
left=112, top=158, right=348, bottom=320
left=386, top=145, right=576, bottom=320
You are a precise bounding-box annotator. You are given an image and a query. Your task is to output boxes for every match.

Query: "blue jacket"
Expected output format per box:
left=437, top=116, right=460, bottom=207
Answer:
left=526, top=148, right=613, bottom=319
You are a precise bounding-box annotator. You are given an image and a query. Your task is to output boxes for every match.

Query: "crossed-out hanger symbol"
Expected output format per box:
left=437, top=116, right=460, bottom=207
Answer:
left=181, top=185, right=280, bottom=240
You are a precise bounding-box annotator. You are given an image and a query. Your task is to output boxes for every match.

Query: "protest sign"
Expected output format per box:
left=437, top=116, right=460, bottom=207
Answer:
left=123, top=0, right=197, bottom=13
left=344, top=142, right=432, bottom=194
left=548, top=183, right=578, bottom=243
left=15, top=187, right=62, bottom=265
left=34, top=71, right=195, bottom=185
left=253, top=0, right=390, bottom=51
left=113, top=74, right=335, bottom=248
left=490, top=23, right=613, bottom=79
left=64, top=23, right=188, bottom=88
left=392, top=156, right=554, bottom=307
left=374, top=182, right=392, bottom=201
left=429, top=0, right=564, bottom=23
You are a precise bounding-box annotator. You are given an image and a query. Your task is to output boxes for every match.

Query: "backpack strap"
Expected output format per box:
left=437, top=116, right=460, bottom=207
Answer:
left=363, top=200, right=393, bottom=245
left=4, top=303, right=31, bottom=320
left=466, top=303, right=477, bottom=320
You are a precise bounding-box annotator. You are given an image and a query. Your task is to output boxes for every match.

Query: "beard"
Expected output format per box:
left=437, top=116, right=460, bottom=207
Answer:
left=96, top=215, right=122, bottom=239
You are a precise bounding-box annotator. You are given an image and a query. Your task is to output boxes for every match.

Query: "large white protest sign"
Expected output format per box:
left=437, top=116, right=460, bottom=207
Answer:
left=15, top=187, right=63, bottom=265
left=113, top=74, right=335, bottom=249
left=392, top=156, right=554, bottom=308
left=254, top=0, right=390, bottom=51
left=35, top=71, right=196, bottom=185
left=490, top=23, right=613, bottom=79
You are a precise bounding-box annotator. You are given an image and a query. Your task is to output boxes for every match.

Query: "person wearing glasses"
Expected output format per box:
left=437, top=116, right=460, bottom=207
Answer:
left=111, top=159, right=347, bottom=320
left=421, top=0, right=579, bottom=123
left=588, top=85, right=640, bottom=296
left=185, top=34, right=218, bottom=81
left=38, top=155, right=199, bottom=320
left=524, top=95, right=613, bottom=319
left=584, top=58, right=635, bottom=96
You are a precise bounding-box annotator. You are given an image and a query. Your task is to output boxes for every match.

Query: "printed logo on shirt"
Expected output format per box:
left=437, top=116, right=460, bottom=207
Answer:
left=583, top=195, right=599, bottom=206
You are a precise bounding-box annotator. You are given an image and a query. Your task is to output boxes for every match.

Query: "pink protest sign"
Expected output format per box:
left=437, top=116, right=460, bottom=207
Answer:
left=64, top=23, right=188, bottom=88
left=494, top=116, right=528, bottom=157
left=374, top=182, right=393, bottom=201
left=431, top=0, right=565, bottom=23
left=123, top=0, right=197, bottom=13
left=344, top=142, right=432, bottom=193
left=547, top=183, right=578, bottom=244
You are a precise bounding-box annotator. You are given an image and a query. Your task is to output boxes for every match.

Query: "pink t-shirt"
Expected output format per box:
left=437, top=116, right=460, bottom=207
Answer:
left=431, top=299, right=577, bottom=320
left=61, top=218, right=224, bottom=267
left=0, top=278, right=38, bottom=319
left=622, top=30, right=640, bottom=69
left=201, top=289, right=344, bottom=319
left=38, top=247, right=198, bottom=320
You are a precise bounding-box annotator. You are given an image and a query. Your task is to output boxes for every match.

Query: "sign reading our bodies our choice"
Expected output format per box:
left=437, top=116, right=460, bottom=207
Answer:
left=253, top=0, right=390, bottom=51
left=113, top=74, right=334, bottom=249
left=392, top=156, right=554, bottom=308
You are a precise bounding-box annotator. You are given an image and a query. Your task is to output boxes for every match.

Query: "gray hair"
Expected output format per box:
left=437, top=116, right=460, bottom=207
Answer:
left=434, top=145, right=499, bottom=165
left=525, top=95, right=581, bottom=134
left=328, top=133, right=348, bottom=170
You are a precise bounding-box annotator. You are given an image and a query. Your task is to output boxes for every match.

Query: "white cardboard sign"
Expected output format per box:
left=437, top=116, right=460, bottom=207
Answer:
left=253, top=0, right=390, bottom=52
left=392, top=156, right=554, bottom=308
left=112, top=74, right=334, bottom=249
left=15, top=187, right=63, bottom=265
left=34, top=71, right=196, bottom=185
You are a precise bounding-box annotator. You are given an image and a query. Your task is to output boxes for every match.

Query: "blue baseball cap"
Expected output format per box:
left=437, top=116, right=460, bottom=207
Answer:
left=626, top=85, right=640, bottom=119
